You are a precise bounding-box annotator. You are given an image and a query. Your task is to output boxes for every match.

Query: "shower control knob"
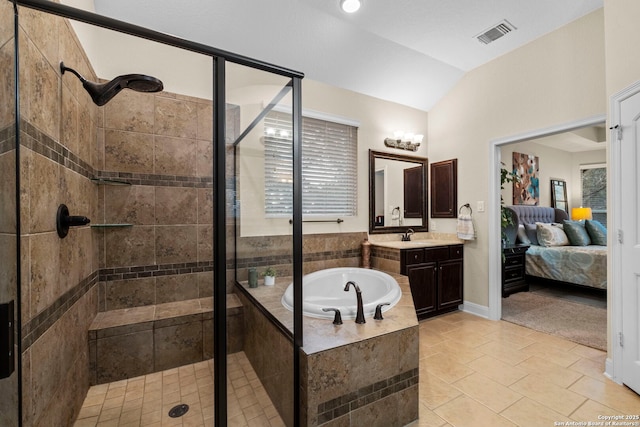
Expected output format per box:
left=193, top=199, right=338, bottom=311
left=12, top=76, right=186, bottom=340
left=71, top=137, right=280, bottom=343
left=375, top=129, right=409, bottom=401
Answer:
left=56, top=204, right=91, bottom=238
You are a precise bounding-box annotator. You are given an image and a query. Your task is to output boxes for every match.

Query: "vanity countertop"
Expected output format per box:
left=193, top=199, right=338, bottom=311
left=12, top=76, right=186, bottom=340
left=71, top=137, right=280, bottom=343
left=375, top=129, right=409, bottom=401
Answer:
left=369, top=239, right=462, bottom=250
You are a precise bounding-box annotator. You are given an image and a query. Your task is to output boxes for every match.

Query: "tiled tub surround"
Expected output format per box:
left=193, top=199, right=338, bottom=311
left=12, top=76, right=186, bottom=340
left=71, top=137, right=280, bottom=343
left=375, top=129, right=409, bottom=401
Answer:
left=235, top=270, right=420, bottom=427
left=234, top=232, right=367, bottom=284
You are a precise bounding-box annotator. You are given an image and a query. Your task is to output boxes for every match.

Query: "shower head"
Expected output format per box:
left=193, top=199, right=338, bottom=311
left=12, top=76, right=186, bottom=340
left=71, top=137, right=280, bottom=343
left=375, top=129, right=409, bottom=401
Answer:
left=60, top=62, right=163, bottom=106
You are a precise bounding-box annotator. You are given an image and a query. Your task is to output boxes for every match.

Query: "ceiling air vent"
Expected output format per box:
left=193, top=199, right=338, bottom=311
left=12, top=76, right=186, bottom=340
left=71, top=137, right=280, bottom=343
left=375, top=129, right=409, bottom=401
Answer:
left=475, top=20, right=516, bottom=45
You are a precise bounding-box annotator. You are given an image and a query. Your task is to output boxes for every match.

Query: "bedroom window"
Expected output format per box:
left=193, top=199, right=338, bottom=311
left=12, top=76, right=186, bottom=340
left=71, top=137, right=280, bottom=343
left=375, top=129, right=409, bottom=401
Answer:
left=264, top=110, right=358, bottom=217
left=580, top=163, right=606, bottom=225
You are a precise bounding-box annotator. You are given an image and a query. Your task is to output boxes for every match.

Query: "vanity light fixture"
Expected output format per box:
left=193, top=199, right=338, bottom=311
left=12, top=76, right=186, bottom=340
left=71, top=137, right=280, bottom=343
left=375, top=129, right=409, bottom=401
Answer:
left=340, top=0, right=361, bottom=13
left=384, top=132, right=424, bottom=152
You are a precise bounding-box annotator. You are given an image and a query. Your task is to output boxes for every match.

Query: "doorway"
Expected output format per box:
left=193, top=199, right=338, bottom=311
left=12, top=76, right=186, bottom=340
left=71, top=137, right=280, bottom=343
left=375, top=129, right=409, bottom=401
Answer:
left=488, top=114, right=606, bottom=321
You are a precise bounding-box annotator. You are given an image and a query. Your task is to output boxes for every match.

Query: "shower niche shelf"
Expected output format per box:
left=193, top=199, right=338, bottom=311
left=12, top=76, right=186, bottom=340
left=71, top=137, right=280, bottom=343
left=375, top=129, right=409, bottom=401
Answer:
left=90, top=178, right=131, bottom=186
left=90, top=224, right=133, bottom=228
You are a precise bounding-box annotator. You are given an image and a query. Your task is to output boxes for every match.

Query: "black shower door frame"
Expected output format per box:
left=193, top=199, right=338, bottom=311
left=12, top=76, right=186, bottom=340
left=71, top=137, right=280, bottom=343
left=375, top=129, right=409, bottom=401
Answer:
left=11, top=1, right=305, bottom=426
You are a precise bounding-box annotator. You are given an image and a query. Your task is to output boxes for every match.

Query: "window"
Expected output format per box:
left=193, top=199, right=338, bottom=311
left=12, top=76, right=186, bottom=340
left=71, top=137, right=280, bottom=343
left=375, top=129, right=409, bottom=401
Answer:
left=264, top=111, right=358, bottom=217
left=580, top=163, right=606, bottom=225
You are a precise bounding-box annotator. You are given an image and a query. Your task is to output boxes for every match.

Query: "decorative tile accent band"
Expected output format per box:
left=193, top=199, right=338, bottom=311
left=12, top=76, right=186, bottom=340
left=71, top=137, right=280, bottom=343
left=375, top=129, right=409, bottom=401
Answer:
left=20, top=119, right=211, bottom=188
left=99, top=261, right=214, bottom=281
left=0, top=125, right=16, bottom=155
left=20, top=119, right=95, bottom=180
left=370, top=246, right=401, bottom=261
left=316, top=368, right=419, bottom=424
left=21, top=270, right=99, bottom=350
left=234, top=248, right=361, bottom=269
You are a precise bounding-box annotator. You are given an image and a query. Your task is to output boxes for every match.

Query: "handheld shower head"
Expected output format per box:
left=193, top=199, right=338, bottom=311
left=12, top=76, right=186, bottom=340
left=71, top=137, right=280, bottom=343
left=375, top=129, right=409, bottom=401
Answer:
left=60, top=62, right=163, bottom=106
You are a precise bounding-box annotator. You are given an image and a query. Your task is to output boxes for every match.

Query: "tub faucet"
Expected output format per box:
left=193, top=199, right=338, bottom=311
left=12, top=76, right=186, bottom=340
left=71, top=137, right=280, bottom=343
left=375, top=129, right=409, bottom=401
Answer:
left=344, top=281, right=365, bottom=324
left=401, top=228, right=415, bottom=241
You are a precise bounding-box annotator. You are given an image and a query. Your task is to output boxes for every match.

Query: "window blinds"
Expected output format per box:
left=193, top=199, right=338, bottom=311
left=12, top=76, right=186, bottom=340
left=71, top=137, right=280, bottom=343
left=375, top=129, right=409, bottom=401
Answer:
left=264, top=112, right=358, bottom=216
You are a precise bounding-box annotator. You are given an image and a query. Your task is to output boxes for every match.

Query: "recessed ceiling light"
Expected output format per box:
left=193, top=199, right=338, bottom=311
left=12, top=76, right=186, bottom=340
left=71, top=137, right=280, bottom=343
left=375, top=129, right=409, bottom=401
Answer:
left=340, top=0, right=361, bottom=14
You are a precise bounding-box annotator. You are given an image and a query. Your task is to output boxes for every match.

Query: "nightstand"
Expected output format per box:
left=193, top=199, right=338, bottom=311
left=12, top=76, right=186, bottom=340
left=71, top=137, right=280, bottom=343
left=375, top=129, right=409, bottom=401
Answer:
left=502, top=244, right=530, bottom=297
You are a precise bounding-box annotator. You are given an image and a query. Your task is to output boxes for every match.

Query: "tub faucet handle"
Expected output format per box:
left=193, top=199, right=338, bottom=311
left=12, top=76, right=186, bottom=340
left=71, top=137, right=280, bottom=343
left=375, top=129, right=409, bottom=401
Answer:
left=322, top=308, right=343, bottom=325
left=374, top=303, right=391, bottom=320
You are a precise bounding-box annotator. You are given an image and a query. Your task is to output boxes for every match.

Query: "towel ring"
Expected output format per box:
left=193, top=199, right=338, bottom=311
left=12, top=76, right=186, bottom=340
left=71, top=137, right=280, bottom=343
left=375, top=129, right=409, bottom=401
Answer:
left=458, top=203, right=472, bottom=214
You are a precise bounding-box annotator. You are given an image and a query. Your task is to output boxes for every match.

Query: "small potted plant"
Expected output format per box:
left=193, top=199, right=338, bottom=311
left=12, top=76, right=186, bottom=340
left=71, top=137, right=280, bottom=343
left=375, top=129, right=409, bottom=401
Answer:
left=262, top=267, right=276, bottom=286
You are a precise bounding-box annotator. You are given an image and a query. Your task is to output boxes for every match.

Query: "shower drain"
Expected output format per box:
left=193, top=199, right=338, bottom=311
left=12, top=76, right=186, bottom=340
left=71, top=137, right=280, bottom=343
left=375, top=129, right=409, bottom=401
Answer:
left=168, top=403, right=189, bottom=418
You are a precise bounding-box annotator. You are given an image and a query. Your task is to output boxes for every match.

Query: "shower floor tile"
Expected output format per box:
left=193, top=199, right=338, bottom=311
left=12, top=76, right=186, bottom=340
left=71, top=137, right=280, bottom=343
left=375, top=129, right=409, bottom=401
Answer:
left=74, top=352, right=284, bottom=427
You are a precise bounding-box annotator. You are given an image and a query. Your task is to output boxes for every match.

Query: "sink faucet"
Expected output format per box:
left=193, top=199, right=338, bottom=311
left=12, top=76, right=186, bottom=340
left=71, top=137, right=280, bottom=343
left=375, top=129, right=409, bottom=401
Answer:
left=344, top=281, right=365, bottom=324
left=401, top=228, right=415, bottom=241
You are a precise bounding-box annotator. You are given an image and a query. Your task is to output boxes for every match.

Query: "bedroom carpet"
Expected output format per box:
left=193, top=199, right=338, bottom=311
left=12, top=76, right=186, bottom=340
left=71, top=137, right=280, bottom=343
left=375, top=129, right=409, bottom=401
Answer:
left=502, top=291, right=606, bottom=351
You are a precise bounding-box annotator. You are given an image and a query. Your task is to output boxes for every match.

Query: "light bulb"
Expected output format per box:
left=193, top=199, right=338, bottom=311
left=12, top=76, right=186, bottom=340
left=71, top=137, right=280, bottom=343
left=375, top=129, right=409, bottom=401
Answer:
left=340, top=0, right=361, bottom=13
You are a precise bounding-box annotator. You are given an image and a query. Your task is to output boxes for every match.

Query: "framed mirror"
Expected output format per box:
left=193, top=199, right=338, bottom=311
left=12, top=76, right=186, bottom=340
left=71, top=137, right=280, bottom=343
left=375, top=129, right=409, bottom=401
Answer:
left=551, top=179, right=568, bottom=212
left=369, top=150, right=429, bottom=234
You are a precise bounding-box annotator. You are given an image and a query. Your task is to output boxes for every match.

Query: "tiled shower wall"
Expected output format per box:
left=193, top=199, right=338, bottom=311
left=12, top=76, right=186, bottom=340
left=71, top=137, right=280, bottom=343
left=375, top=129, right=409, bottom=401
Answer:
left=95, top=83, right=216, bottom=311
left=0, top=1, right=18, bottom=425
left=17, top=7, right=100, bottom=427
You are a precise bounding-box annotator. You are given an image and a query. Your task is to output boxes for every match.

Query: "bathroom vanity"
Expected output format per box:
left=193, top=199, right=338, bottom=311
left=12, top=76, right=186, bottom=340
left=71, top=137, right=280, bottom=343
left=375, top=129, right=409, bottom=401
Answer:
left=370, top=239, right=463, bottom=320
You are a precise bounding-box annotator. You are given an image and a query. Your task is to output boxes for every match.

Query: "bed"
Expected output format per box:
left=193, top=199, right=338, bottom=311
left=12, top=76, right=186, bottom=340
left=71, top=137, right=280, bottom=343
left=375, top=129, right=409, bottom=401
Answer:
left=506, top=205, right=607, bottom=290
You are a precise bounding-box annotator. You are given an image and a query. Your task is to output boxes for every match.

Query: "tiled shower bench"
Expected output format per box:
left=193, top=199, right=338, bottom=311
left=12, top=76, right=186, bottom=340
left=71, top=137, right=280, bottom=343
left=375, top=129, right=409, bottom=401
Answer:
left=88, top=295, right=243, bottom=384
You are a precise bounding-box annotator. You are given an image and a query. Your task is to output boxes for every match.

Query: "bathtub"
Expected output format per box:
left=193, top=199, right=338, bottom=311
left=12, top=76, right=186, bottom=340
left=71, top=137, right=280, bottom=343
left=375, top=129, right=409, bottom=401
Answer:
left=281, top=267, right=402, bottom=320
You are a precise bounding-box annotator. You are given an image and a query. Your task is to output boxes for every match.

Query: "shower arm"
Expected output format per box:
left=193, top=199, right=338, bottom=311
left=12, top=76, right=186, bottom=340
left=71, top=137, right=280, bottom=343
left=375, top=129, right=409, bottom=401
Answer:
left=60, top=62, right=87, bottom=83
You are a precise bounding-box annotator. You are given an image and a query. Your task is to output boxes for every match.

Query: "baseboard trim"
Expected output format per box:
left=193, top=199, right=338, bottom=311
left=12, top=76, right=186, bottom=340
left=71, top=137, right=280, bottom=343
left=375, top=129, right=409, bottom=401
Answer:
left=461, top=301, right=489, bottom=319
left=604, top=357, right=618, bottom=383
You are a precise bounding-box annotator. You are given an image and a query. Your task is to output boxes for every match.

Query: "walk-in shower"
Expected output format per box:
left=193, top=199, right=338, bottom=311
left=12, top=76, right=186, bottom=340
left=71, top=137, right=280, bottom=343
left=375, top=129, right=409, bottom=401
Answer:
left=7, top=1, right=304, bottom=425
left=60, top=61, right=163, bottom=106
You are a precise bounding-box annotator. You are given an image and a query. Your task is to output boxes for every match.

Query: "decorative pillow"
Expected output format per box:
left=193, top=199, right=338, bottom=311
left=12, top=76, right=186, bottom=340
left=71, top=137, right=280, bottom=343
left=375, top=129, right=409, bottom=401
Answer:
left=536, top=222, right=570, bottom=247
left=524, top=223, right=539, bottom=246
left=562, top=220, right=591, bottom=246
left=516, top=224, right=531, bottom=245
left=585, top=220, right=607, bottom=245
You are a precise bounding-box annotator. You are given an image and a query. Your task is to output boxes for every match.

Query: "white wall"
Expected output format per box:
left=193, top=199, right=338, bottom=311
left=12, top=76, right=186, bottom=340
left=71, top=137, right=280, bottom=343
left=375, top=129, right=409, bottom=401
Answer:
left=223, top=70, right=428, bottom=237
left=428, top=9, right=606, bottom=307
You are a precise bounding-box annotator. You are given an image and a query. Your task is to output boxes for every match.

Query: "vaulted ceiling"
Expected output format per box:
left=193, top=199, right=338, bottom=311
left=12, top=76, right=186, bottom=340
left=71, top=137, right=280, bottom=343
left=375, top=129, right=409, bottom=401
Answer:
left=73, top=0, right=603, bottom=111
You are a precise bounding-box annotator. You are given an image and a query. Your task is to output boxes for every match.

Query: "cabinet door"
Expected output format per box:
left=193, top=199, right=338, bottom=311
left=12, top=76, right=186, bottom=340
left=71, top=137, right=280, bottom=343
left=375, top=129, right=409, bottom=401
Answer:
left=438, top=259, right=463, bottom=310
left=430, top=159, right=458, bottom=218
left=406, top=263, right=437, bottom=318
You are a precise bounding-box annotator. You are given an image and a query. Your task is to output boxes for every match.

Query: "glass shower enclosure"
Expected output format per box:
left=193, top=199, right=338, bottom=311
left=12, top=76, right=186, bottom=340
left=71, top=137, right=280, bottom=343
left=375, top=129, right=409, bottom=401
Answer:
left=7, top=0, right=304, bottom=425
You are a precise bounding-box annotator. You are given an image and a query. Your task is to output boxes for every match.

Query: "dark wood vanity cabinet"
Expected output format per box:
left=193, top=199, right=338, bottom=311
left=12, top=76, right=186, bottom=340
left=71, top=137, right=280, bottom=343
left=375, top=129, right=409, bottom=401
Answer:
left=401, top=245, right=463, bottom=319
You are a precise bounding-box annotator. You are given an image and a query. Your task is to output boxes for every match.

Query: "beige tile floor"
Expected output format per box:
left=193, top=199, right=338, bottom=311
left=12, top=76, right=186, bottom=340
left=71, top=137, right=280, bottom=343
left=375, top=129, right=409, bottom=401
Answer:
left=411, top=311, right=640, bottom=427
left=73, top=352, right=284, bottom=427
left=75, top=311, right=640, bottom=427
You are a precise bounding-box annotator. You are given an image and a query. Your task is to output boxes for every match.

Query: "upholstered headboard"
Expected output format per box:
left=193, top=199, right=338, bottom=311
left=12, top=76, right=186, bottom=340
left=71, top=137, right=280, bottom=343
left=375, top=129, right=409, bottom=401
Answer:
left=506, top=205, right=569, bottom=225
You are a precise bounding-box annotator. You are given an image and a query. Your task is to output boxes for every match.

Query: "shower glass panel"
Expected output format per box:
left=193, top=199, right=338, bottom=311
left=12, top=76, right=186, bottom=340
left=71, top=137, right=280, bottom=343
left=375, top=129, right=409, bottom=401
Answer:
left=18, top=6, right=218, bottom=424
left=228, top=62, right=296, bottom=426
left=13, top=1, right=303, bottom=424
left=0, top=1, right=19, bottom=425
